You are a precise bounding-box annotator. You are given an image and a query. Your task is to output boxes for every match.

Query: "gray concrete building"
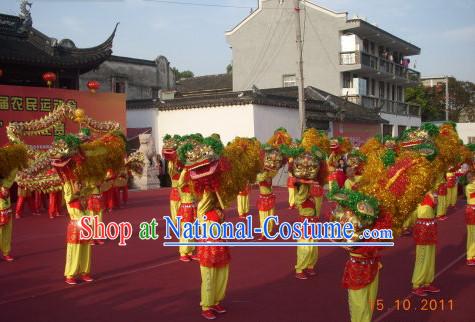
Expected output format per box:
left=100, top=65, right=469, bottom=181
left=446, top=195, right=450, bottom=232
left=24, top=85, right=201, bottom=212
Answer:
left=79, top=55, right=175, bottom=100
left=226, top=0, right=422, bottom=136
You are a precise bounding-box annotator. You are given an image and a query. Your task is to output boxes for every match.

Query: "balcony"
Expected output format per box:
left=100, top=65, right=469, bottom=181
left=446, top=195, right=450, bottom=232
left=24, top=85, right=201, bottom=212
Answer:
left=345, top=95, right=421, bottom=117
left=340, top=51, right=420, bottom=83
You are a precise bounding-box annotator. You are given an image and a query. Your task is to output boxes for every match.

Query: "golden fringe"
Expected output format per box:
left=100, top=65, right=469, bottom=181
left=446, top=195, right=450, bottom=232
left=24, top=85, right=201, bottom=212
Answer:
left=0, top=144, right=28, bottom=180
left=267, top=129, right=292, bottom=147
left=301, top=128, right=330, bottom=154
left=218, top=137, right=262, bottom=207
left=434, top=124, right=463, bottom=174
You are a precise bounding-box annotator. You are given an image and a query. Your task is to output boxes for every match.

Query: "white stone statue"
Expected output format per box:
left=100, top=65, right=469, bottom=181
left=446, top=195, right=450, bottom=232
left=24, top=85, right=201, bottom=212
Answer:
left=138, top=133, right=158, bottom=168
left=132, top=133, right=160, bottom=190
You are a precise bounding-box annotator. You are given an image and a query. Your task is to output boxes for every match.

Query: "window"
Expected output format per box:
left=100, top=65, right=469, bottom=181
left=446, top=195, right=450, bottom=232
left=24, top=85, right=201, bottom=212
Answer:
left=379, top=81, right=385, bottom=98
left=343, top=72, right=352, bottom=88
left=370, top=41, right=375, bottom=55
left=383, top=124, right=393, bottom=136
left=468, top=137, right=475, bottom=144
left=112, top=77, right=126, bottom=93
left=397, top=86, right=403, bottom=102
left=283, top=74, right=297, bottom=87
left=371, top=79, right=376, bottom=96
left=363, top=39, right=369, bottom=53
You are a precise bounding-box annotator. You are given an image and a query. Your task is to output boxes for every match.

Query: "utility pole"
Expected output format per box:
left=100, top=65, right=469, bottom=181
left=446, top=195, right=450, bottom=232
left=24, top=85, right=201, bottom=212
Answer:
left=293, top=0, right=306, bottom=136
left=445, top=76, right=449, bottom=121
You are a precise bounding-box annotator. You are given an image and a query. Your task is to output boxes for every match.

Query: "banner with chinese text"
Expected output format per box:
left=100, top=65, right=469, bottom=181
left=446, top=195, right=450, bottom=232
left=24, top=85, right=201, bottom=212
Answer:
left=0, top=85, right=126, bottom=148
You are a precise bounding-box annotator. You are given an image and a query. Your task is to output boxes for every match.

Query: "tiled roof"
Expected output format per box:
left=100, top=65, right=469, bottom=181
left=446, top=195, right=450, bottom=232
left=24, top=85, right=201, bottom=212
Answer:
left=0, top=13, right=117, bottom=72
left=175, top=73, right=232, bottom=95
left=127, top=85, right=387, bottom=124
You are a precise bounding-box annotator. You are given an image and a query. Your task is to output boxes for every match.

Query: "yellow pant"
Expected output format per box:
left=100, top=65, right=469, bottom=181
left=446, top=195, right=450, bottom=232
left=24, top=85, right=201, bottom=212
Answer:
left=348, top=272, right=379, bottom=322
left=259, top=209, right=275, bottom=236
left=200, top=265, right=229, bottom=310
left=179, top=222, right=195, bottom=256
left=295, top=238, right=318, bottom=273
left=436, top=195, right=447, bottom=217
left=0, top=217, right=13, bottom=256
left=411, top=245, right=435, bottom=288
left=64, top=243, right=91, bottom=277
left=467, top=225, right=475, bottom=260
left=315, top=196, right=323, bottom=217
left=237, top=195, right=249, bottom=217
left=288, top=187, right=295, bottom=207
left=170, top=200, right=180, bottom=224
left=447, top=187, right=457, bottom=207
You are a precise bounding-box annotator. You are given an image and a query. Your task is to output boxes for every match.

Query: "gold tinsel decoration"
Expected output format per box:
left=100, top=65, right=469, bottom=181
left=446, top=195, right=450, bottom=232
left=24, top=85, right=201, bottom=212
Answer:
left=301, top=128, right=331, bottom=155
left=218, top=137, right=262, bottom=207
left=0, top=143, right=28, bottom=181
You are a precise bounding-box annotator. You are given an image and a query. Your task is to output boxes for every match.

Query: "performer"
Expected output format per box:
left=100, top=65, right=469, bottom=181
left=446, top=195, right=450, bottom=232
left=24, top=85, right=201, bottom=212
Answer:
left=411, top=192, right=440, bottom=296
left=162, top=134, right=183, bottom=224
left=446, top=167, right=458, bottom=208
left=256, top=170, right=276, bottom=240
left=435, top=173, right=448, bottom=220
left=0, top=171, right=17, bottom=262
left=466, top=172, right=475, bottom=266
left=237, top=183, right=250, bottom=218
left=48, top=188, right=63, bottom=219
left=15, top=186, right=39, bottom=218
left=177, top=168, right=198, bottom=262
left=287, top=170, right=296, bottom=209
left=115, top=166, right=129, bottom=207
left=344, top=167, right=357, bottom=190
left=102, top=169, right=117, bottom=213
left=85, top=179, right=104, bottom=246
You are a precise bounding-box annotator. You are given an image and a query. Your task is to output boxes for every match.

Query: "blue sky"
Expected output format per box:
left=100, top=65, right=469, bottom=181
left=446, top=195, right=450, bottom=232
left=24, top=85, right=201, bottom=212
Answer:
left=1, top=0, right=474, bottom=82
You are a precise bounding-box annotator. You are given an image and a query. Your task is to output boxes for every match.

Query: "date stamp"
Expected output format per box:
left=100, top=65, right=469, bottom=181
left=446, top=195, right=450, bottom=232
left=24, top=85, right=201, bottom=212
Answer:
left=370, top=298, right=455, bottom=312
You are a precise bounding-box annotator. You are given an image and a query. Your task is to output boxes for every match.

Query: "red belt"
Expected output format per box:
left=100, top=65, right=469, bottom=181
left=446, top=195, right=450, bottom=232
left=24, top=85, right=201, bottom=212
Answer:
left=66, top=219, right=90, bottom=244
left=466, top=205, right=475, bottom=225
left=342, top=255, right=380, bottom=290
left=413, top=218, right=437, bottom=245
left=178, top=202, right=197, bottom=222
left=170, top=187, right=180, bottom=201
left=0, top=208, right=12, bottom=226
left=257, top=193, right=275, bottom=211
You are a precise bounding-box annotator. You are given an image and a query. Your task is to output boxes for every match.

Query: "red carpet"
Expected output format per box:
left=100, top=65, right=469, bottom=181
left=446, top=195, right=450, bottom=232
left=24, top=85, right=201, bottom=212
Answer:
left=0, top=187, right=473, bottom=322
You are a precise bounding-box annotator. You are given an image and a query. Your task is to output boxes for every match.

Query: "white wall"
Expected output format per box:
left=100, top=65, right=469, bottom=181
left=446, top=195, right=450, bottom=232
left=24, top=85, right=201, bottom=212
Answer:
left=156, top=104, right=255, bottom=153
left=127, top=108, right=159, bottom=149
left=456, top=123, right=475, bottom=144
left=381, top=113, right=421, bottom=136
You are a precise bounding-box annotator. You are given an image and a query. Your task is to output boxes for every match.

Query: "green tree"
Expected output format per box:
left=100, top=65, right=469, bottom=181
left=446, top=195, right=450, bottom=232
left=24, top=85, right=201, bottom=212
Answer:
left=172, top=67, right=194, bottom=80
left=226, top=63, right=232, bottom=74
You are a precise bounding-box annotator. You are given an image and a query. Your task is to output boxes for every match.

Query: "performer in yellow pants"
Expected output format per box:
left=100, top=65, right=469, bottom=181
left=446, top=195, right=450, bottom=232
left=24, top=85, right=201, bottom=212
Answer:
left=294, top=183, right=319, bottom=279
left=169, top=162, right=181, bottom=224
left=63, top=180, right=93, bottom=285
left=465, top=174, right=475, bottom=265
left=237, top=184, right=250, bottom=218
left=0, top=171, right=16, bottom=262
left=287, top=173, right=296, bottom=209
left=411, top=192, right=439, bottom=296
left=177, top=169, right=197, bottom=261
left=446, top=169, right=458, bottom=207
left=435, top=174, right=448, bottom=220
left=256, top=171, right=276, bottom=240
left=197, top=191, right=230, bottom=320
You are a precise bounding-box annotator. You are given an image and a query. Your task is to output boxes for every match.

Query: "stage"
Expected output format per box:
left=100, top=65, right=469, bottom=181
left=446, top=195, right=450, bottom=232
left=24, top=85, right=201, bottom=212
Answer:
left=1, top=187, right=473, bottom=322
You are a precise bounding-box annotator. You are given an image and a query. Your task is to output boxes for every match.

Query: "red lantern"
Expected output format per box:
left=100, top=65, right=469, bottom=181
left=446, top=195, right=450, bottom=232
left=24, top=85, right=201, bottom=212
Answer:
left=42, top=72, right=56, bottom=88
left=87, top=80, right=100, bottom=93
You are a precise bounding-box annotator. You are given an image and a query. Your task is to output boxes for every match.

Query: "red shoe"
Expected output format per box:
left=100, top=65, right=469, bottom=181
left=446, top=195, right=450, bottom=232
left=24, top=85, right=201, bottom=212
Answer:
left=190, top=254, right=200, bottom=261
left=438, top=215, right=448, bottom=221
left=179, top=256, right=191, bottom=262
left=15, top=214, right=21, bottom=219
left=80, top=274, right=94, bottom=282
left=412, top=287, right=428, bottom=297
left=201, top=310, right=217, bottom=320
left=295, top=272, right=308, bottom=280
left=467, top=258, right=475, bottom=266
left=423, top=284, right=440, bottom=293
left=304, top=268, right=316, bottom=276
left=211, top=304, right=227, bottom=314
left=65, top=277, right=77, bottom=285
left=3, top=254, right=14, bottom=262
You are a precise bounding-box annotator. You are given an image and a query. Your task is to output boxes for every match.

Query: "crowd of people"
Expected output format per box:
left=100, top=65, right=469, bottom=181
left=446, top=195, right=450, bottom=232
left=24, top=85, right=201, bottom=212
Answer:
left=1, top=115, right=474, bottom=322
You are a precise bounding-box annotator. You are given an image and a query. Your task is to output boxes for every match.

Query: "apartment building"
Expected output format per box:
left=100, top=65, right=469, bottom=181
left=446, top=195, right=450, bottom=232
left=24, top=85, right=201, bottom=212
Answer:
left=226, top=0, right=422, bottom=136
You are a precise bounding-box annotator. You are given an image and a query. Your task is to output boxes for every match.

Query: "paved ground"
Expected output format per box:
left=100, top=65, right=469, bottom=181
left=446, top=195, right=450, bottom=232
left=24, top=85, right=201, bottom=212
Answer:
left=1, top=187, right=473, bottom=322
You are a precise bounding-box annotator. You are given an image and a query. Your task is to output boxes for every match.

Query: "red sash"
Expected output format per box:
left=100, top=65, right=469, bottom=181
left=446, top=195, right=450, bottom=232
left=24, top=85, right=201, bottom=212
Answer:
left=257, top=193, right=276, bottom=211
left=87, top=195, right=103, bottom=213
left=466, top=205, right=475, bottom=225
left=68, top=200, right=82, bottom=210
left=178, top=202, right=197, bottom=222
left=259, top=180, right=272, bottom=188
left=197, top=209, right=231, bottom=268
left=413, top=218, right=437, bottom=245
left=0, top=207, right=12, bottom=226
left=287, top=176, right=296, bottom=188
left=342, top=255, right=380, bottom=290
left=66, top=220, right=90, bottom=244
left=301, top=198, right=315, bottom=209
left=446, top=176, right=456, bottom=188
left=310, top=184, right=324, bottom=197
left=438, top=183, right=447, bottom=196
